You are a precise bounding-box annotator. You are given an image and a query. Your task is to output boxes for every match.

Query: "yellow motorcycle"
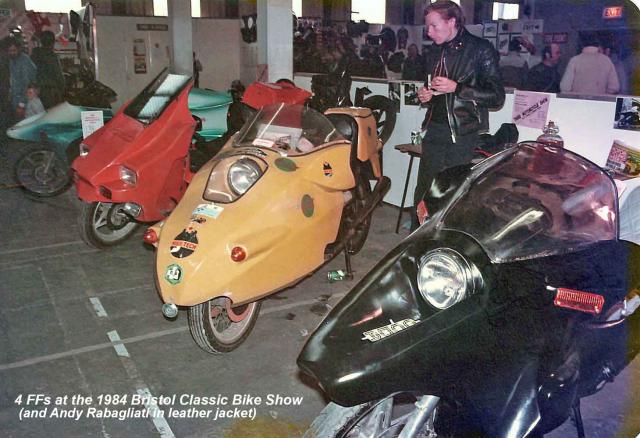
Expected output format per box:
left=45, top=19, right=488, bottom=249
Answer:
left=145, top=103, right=390, bottom=353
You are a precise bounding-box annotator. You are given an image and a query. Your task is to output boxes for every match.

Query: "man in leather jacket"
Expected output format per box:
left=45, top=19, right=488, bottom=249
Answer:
left=411, top=0, right=504, bottom=230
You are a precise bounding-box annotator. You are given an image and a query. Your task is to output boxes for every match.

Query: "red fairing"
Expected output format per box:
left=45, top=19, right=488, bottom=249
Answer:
left=72, top=82, right=196, bottom=222
left=242, top=81, right=311, bottom=110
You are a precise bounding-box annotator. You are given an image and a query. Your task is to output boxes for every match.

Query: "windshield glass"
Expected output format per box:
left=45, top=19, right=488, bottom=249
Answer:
left=441, top=143, right=618, bottom=262
left=124, top=69, right=190, bottom=124
left=233, top=103, right=345, bottom=155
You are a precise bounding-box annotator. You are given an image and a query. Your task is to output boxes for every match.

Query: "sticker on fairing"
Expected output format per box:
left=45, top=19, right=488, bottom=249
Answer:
left=323, top=162, right=333, bottom=177
left=252, top=138, right=274, bottom=148
left=165, top=264, right=183, bottom=285
left=361, top=318, right=419, bottom=342
left=170, top=227, right=198, bottom=258
left=192, top=203, right=223, bottom=219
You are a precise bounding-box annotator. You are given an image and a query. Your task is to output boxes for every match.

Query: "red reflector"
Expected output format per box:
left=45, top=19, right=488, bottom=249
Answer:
left=143, top=229, right=158, bottom=245
left=417, top=200, right=429, bottom=225
left=554, top=288, right=604, bottom=315
left=230, top=246, right=246, bottom=262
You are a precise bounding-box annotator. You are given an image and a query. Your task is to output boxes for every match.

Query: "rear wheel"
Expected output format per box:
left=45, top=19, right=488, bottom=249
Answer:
left=15, top=146, right=71, bottom=197
left=78, top=201, right=139, bottom=248
left=188, top=297, right=261, bottom=353
left=343, top=173, right=372, bottom=255
left=362, top=95, right=397, bottom=146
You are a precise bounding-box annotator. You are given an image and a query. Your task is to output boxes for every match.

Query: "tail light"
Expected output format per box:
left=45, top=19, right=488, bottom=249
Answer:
left=551, top=287, right=604, bottom=315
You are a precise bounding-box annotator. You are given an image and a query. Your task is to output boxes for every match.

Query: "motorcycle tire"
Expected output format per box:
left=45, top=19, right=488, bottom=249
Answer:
left=362, top=95, right=397, bottom=146
left=305, top=394, right=445, bottom=438
left=78, top=202, right=140, bottom=249
left=345, top=173, right=372, bottom=255
left=14, top=145, right=72, bottom=197
left=188, top=298, right=261, bottom=354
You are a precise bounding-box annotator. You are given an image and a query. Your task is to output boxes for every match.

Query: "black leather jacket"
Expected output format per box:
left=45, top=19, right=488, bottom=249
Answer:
left=423, top=28, right=505, bottom=142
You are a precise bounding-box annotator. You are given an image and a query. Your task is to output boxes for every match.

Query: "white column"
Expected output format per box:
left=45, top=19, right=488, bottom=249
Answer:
left=257, top=0, right=293, bottom=82
left=168, top=0, right=193, bottom=75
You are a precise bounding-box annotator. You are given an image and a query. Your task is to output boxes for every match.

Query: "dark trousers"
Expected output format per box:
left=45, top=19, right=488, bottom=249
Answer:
left=411, top=122, right=477, bottom=230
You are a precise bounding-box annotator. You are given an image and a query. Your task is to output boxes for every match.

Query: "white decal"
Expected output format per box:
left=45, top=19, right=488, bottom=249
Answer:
left=192, top=203, right=223, bottom=219
left=361, top=318, right=419, bottom=342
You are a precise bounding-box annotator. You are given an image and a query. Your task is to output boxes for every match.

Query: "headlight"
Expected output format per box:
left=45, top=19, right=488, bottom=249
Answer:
left=227, top=158, right=262, bottom=195
left=79, top=142, right=90, bottom=157
left=119, top=165, right=137, bottom=186
left=417, top=248, right=473, bottom=309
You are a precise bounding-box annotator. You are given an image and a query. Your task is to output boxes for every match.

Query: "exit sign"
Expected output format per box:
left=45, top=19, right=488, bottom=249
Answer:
left=603, top=6, right=623, bottom=19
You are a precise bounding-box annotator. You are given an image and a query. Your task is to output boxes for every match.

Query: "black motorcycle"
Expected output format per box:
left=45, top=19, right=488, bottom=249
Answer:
left=298, top=142, right=640, bottom=437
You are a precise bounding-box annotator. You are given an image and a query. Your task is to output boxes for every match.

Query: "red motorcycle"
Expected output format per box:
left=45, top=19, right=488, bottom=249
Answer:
left=72, top=71, right=311, bottom=248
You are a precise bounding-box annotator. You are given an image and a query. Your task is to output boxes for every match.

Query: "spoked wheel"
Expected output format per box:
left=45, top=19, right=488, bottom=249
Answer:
left=305, top=394, right=449, bottom=438
left=188, top=297, right=261, bottom=353
left=343, top=174, right=372, bottom=255
left=362, top=95, right=397, bottom=146
left=15, top=147, right=71, bottom=197
left=78, top=202, right=140, bottom=249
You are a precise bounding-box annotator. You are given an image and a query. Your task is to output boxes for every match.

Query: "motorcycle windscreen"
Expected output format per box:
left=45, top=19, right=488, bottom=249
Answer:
left=123, top=68, right=191, bottom=124
left=232, top=103, right=345, bottom=156
left=439, top=142, right=618, bottom=263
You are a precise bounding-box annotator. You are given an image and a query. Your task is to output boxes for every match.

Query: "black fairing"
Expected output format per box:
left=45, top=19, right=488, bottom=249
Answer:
left=298, top=228, right=639, bottom=436
left=423, top=163, right=471, bottom=216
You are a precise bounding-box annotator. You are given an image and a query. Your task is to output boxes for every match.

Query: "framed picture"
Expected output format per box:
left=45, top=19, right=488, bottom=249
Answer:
left=483, top=22, right=498, bottom=38
left=552, top=32, right=568, bottom=43
left=486, top=37, right=497, bottom=50
left=498, top=34, right=510, bottom=56
left=404, top=83, right=421, bottom=106
left=543, top=33, right=553, bottom=44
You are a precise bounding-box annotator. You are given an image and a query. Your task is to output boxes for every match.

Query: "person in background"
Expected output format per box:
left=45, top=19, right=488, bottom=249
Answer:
left=25, top=83, right=45, bottom=118
left=603, top=45, right=630, bottom=95
left=0, top=38, right=11, bottom=129
left=30, top=30, right=65, bottom=109
left=560, top=33, right=619, bottom=95
left=192, top=52, right=202, bottom=88
left=402, top=43, right=425, bottom=80
left=499, top=38, right=528, bottom=89
left=7, top=37, right=37, bottom=121
left=524, top=43, right=562, bottom=93
left=413, top=0, right=505, bottom=230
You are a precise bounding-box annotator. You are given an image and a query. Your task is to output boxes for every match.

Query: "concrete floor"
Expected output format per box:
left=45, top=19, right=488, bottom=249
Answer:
left=0, top=134, right=638, bottom=438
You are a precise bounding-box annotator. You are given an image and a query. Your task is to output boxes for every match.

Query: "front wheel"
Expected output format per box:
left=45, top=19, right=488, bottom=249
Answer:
left=78, top=202, right=140, bottom=249
left=362, top=95, right=397, bottom=146
left=188, top=297, right=261, bottom=353
left=305, top=394, right=445, bottom=438
left=15, top=147, right=71, bottom=197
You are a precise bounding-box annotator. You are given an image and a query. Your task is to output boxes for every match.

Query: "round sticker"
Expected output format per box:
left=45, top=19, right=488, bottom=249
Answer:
left=165, top=264, right=183, bottom=285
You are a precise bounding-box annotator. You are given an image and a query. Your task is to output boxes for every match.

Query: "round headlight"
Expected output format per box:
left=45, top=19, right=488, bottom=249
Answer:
left=227, top=158, right=262, bottom=195
left=417, top=248, right=472, bottom=309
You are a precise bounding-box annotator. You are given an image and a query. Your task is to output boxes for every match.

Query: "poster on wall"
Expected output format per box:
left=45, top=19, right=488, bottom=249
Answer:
left=511, top=90, right=550, bottom=130
left=404, top=83, right=421, bottom=106
left=388, top=82, right=401, bottom=113
left=483, top=22, right=498, bottom=38
left=497, top=34, right=510, bottom=56
left=613, top=97, right=640, bottom=131
left=133, top=38, right=147, bottom=74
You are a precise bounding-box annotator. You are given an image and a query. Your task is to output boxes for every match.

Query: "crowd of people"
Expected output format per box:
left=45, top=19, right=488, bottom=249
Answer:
left=0, top=32, right=65, bottom=128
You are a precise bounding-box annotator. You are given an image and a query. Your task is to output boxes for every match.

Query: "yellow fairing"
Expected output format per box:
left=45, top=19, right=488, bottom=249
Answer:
left=155, top=140, right=355, bottom=307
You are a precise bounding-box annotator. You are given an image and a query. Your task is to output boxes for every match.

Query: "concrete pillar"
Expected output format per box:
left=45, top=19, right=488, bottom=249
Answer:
left=168, top=0, right=193, bottom=75
left=257, top=0, right=293, bottom=82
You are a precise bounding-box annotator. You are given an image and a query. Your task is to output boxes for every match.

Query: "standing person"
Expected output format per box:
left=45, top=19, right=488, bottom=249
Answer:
left=30, top=30, right=65, bottom=109
left=524, top=43, right=562, bottom=93
left=412, top=0, right=505, bottom=230
left=402, top=43, right=425, bottom=80
left=7, top=37, right=37, bottom=121
left=499, top=38, right=528, bottom=89
left=560, top=33, right=619, bottom=95
left=0, top=38, right=11, bottom=130
left=192, top=52, right=202, bottom=88
left=25, top=83, right=45, bottom=118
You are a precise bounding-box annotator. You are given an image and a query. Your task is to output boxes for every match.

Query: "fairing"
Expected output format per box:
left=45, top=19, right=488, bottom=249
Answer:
left=155, top=137, right=355, bottom=307
left=298, top=142, right=638, bottom=437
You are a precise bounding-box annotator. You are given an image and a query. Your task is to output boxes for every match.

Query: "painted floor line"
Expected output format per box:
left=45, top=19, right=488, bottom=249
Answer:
left=89, top=297, right=108, bottom=318
left=0, top=249, right=99, bottom=268
left=107, top=330, right=131, bottom=357
left=0, top=293, right=346, bottom=372
left=137, top=387, right=176, bottom=438
left=0, top=240, right=87, bottom=256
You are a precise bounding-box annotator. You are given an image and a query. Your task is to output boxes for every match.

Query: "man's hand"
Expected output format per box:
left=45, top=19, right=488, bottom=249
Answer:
left=417, top=86, right=434, bottom=103
left=430, top=76, right=457, bottom=94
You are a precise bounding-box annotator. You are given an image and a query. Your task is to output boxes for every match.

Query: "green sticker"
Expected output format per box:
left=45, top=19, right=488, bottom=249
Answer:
left=301, top=194, right=314, bottom=218
left=275, top=158, right=297, bottom=172
left=165, top=264, right=183, bottom=285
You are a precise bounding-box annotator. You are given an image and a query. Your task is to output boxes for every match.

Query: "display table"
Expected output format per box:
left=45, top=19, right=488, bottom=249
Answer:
left=394, top=143, right=422, bottom=233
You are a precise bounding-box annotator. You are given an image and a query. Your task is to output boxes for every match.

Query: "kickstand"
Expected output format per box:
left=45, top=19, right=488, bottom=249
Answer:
left=571, top=400, right=586, bottom=438
left=343, top=249, right=354, bottom=280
